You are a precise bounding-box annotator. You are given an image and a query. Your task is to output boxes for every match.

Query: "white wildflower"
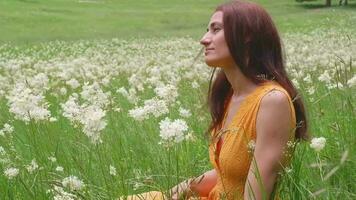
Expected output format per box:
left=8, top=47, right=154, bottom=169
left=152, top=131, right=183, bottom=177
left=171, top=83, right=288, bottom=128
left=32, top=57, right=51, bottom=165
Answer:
left=52, top=185, right=77, bottom=200
left=72, top=93, right=79, bottom=98
left=184, top=132, right=196, bottom=141
left=66, top=78, right=80, bottom=89
left=191, top=81, right=199, bottom=89
left=154, top=84, right=178, bottom=104
left=303, top=74, right=312, bottom=84
left=80, top=105, right=107, bottom=144
left=101, top=76, right=110, bottom=86
left=128, top=74, right=144, bottom=91
left=328, top=82, right=344, bottom=89
left=56, top=166, right=64, bottom=172
left=318, top=71, right=332, bottom=83
left=179, top=107, right=192, bottom=118
left=133, top=182, right=144, bottom=191
left=53, top=192, right=76, bottom=200
left=142, top=98, right=169, bottom=117
left=0, top=157, right=10, bottom=164
left=62, top=175, right=84, bottom=191
left=198, top=116, right=205, bottom=122
left=28, top=73, right=49, bottom=92
left=327, top=83, right=337, bottom=90
left=114, top=107, right=121, bottom=112
left=159, top=117, right=188, bottom=144
left=337, top=82, right=344, bottom=88
left=285, top=167, right=292, bottom=173
left=4, top=167, right=19, bottom=179
left=62, top=96, right=107, bottom=143
left=116, top=87, right=128, bottom=97
left=127, top=88, right=138, bottom=103
left=2, top=123, right=14, bottom=134
left=26, top=159, right=39, bottom=174
left=49, top=117, right=58, bottom=122
left=129, top=97, right=169, bottom=121
left=109, top=165, right=117, bottom=176
left=80, top=82, right=110, bottom=108
left=0, top=146, right=6, bottom=156
left=347, top=75, right=356, bottom=87
left=307, top=87, right=315, bottom=95
left=7, top=83, right=51, bottom=122
left=59, top=87, right=67, bottom=95
left=129, top=107, right=148, bottom=121
left=48, top=156, right=57, bottom=162
left=61, top=95, right=82, bottom=123
left=310, top=137, right=326, bottom=152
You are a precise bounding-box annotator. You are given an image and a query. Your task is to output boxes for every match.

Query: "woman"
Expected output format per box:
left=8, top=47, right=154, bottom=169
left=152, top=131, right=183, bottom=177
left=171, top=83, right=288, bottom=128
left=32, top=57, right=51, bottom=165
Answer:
left=122, top=0, right=308, bottom=199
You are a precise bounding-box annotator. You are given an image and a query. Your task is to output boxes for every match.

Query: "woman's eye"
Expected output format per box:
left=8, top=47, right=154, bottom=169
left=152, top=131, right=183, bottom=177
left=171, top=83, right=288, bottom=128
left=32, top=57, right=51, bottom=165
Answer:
left=206, top=27, right=221, bottom=33
left=213, top=28, right=221, bottom=33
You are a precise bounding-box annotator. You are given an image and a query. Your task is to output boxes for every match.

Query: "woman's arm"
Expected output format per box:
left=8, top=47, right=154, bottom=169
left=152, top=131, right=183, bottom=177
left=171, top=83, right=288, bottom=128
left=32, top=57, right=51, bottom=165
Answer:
left=190, top=169, right=217, bottom=197
left=244, top=90, right=294, bottom=200
left=169, top=169, right=217, bottom=199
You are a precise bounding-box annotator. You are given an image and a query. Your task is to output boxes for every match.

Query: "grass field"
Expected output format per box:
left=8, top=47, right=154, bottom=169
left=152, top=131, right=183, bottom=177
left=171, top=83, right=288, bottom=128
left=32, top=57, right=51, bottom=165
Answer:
left=0, top=0, right=355, bottom=199
left=0, top=0, right=355, bottom=44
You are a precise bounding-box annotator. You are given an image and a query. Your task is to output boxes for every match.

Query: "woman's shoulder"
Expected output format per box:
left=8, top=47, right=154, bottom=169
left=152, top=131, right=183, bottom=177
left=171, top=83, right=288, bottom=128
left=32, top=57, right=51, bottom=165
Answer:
left=260, top=80, right=293, bottom=112
left=260, top=89, right=291, bottom=110
left=257, top=85, right=296, bottom=133
left=259, top=81, right=292, bottom=101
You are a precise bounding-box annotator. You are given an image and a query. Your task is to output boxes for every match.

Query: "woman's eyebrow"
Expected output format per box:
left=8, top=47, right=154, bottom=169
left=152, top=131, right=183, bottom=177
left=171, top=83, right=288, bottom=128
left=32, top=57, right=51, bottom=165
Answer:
left=208, top=22, right=223, bottom=29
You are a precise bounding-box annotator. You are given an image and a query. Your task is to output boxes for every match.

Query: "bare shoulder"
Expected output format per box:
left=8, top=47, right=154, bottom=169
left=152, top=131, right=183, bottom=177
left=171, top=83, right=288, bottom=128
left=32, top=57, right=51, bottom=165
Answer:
left=257, top=89, right=292, bottom=134
left=261, top=89, right=290, bottom=108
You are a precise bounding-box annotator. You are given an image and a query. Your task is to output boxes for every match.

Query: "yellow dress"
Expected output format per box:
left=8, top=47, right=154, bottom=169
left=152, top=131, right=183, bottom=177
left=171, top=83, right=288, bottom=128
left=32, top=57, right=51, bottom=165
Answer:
left=121, top=81, right=296, bottom=200
left=207, top=81, right=296, bottom=200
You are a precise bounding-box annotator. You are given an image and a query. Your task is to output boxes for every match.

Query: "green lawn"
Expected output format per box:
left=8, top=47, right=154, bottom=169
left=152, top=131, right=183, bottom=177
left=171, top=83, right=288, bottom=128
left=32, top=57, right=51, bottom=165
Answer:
left=0, top=0, right=355, bottom=44
left=0, top=1, right=355, bottom=199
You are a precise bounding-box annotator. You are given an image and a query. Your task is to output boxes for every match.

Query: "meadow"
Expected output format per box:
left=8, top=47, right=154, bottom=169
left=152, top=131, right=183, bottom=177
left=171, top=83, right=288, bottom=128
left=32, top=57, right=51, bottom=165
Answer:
left=0, top=0, right=355, bottom=199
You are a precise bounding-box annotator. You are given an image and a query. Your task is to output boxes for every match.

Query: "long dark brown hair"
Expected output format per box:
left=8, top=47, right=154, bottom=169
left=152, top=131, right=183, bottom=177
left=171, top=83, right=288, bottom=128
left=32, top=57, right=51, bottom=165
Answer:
left=207, top=0, right=308, bottom=140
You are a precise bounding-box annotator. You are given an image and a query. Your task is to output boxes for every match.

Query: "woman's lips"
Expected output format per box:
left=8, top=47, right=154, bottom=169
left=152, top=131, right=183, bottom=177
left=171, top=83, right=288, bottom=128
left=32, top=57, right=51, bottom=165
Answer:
left=204, top=49, right=214, bottom=55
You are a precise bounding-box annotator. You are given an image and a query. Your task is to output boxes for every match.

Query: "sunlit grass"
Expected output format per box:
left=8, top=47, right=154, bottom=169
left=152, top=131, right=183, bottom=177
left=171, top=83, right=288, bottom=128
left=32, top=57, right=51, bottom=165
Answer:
left=0, top=0, right=355, bottom=199
left=0, top=28, right=355, bottom=199
left=0, top=0, right=355, bottom=44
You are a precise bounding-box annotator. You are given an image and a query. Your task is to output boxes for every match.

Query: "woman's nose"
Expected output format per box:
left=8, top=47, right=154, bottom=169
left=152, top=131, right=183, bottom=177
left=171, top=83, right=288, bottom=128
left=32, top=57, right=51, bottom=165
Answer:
left=200, top=33, right=211, bottom=46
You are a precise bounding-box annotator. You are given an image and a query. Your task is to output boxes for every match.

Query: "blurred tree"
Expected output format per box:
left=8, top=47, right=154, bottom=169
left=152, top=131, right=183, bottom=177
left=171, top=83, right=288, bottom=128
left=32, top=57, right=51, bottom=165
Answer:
left=326, top=0, right=331, bottom=6
left=295, top=0, right=349, bottom=7
left=339, top=0, right=348, bottom=5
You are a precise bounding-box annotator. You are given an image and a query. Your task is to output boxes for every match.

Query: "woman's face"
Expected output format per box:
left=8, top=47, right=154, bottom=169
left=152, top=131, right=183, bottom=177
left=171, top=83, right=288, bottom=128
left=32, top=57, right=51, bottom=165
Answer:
left=200, top=11, right=234, bottom=68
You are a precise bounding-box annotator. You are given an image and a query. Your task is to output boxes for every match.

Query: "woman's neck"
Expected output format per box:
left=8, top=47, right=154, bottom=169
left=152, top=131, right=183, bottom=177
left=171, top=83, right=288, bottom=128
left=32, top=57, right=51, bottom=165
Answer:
left=222, top=66, right=258, bottom=98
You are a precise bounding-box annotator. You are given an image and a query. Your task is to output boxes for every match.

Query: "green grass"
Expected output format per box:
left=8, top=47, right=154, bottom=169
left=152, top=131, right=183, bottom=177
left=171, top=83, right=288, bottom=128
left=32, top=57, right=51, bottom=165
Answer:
left=0, top=33, right=354, bottom=199
left=0, top=0, right=355, bottom=199
left=0, top=0, right=355, bottom=44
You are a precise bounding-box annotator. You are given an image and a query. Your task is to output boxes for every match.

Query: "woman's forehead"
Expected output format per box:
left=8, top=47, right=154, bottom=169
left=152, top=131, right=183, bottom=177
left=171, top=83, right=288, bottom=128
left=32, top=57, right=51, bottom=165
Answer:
left=209, top=11, right=223, bottom=25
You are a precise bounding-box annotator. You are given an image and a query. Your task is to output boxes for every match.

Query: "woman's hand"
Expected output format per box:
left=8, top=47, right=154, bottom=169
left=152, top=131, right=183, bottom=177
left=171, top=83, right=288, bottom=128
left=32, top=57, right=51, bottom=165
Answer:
left=167, top=178, right=194, bottom=200
left=190, top=170, right=216, bottom=197
left=167, top=170, right=216, bottom=199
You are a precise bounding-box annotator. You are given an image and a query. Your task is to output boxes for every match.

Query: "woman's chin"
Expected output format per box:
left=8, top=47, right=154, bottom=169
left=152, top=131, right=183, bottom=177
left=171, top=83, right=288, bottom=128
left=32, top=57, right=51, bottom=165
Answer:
left=204, top=59, right=219, bottom=68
